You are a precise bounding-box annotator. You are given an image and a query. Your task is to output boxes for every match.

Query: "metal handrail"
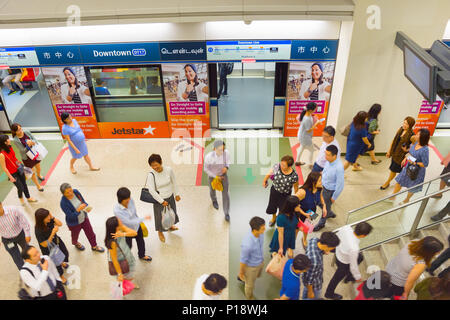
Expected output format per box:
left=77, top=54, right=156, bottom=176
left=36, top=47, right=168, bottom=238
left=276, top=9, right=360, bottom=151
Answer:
left=348, top=172, right=450, bottom=215
left=340, top=186, right=450, bottom=229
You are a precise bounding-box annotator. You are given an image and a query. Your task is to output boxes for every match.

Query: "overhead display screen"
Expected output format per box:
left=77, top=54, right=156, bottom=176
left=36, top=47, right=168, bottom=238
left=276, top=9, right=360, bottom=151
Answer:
left=206, top=40, right=292, bottom=61
left=0, top=47, right=39, bottom=67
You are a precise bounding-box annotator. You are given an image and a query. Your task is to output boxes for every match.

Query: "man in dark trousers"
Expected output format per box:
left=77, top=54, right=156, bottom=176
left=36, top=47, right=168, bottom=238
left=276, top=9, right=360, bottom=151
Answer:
left=217, top=63, right=233, bottom=99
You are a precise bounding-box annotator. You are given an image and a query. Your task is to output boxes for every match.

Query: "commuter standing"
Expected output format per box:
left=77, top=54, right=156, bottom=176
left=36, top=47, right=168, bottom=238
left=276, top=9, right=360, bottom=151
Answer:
left=204, top=140, right=230, bottom=221
left=312, top=125, right=341, bottom=173
left=60, top=112, right=99, bottom=175
left=386, top=236, right=443, bottom=299
left=238, top=216, right=266, bottom=300
left=295, top=102, right=320, bottom=167
left=343, top=111, right=371, bottom=171
left=0, top=202, right=31, bottom=269
left=114, top=187, right=152, bottom=261
left=193, top=273, right=228, bottom=300
left=365, top=104, right=382, bottom=164
left=20, top=246, right=67, bottom=300
left=380, top=117, right=415, bottom=190
left=0, top=135, right=37, bottom=204
left=278, top=254, right=311, bottom=300
left=313, top=145, right=344, bottom=232
left=302, top=232, right=340, bottom=300
left=263, top=155, right=298, bottom=227
left=11, top=123, right=45, bottom=191
left=59, top=183, right=104, bottom=253
left=217, top=63, right=232, bottom=99
left=146, top=154, right=180, bottom=243
left=325, top=222, right=373, bottom=300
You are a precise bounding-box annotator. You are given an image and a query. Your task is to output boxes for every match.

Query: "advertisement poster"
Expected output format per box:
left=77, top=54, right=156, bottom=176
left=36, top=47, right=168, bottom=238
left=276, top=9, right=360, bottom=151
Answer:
left=284, top=61, right=336, bottom=137
left=41, top=66, right=100, bottom=138
left=161, top=63, right=210, bottom=137
left=414, top=100, right=444, bottom=136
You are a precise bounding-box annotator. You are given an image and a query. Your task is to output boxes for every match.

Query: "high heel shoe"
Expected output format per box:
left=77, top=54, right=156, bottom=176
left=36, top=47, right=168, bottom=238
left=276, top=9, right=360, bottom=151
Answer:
left=380, top=184, right=389, bottom=190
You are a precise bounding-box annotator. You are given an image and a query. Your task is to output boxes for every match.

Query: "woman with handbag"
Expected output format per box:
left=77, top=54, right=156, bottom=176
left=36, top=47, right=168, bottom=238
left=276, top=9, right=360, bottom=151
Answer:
left=387, top=128, right=430, bottom=205
left=146, top=154, right=180, bottom=243
left=263, top=155, right=299, bottom=228
left=380, top=117, right=416, bottom=190
left=34, top=208, right=69, bottom=284
left=104, top=217, right=138, bottom=287
left=295, top=172, right=324, bottom=249
left=343, top=111, right=372, bottom=171
left=269, top=196, right=301, bottom=259
left=0, top=135, right=37, bottom=204
left=11, top=123, right=45, bottom=191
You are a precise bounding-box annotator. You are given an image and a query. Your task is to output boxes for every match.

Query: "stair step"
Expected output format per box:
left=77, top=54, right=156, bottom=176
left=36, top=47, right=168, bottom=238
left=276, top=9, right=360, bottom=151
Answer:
left=362, top=248, right=385, bottom=274
left=380, top=241, right=401, bottom=265
left=438, top=223, right=450, bottom=243
left=422, top=227, right=447, bottom=244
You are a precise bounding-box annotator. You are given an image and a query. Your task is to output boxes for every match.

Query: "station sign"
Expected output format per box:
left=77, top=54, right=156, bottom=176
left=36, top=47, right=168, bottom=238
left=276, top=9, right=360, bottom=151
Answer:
left=35, top=45, right=83, bottom=66
left=290, top=40, right=339, bottom=60
left=79, top=43, right=160, bottom=64
left=159, top=42, right=207, bottom=61
left=0, top=47, right=40, bottom=67
left=206, top=40, right=292, bottom=61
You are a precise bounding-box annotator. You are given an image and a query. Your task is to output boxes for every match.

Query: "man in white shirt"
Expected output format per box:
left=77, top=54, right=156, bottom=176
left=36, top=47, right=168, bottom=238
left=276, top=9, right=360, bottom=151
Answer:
left=312, top=126, right=341, bottom=173
left=324, top=222, right=373, bottom=300
left=20, top=245, right=66, bottom=300
left=204, top=140, right=231, bottom=221
left=192, top=273, right=227, bottom=300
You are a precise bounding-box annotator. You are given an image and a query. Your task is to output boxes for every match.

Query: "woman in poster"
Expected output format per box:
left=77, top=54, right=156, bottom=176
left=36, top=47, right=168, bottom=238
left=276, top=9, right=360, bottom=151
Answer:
left=60, top=67, right=92, bottom=104
left=177, top=64, right=208, bottom=102
left=299, top=63, right=332, bottom=102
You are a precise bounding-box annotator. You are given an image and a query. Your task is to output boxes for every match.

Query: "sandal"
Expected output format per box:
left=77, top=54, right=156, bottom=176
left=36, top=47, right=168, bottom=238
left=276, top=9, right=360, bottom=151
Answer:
left=75, top=243, right=85, bottom=251
left=380, top=184, right=389, bottom=190
left=38, top=176, right=45, bottom=182
left=140, top=256, right=152, bottom=262
left=27, top=198, right=38, bottom=203
left=158, top=232, right=166, bottom=243
left=352, top=166, right=363, bottom=171
left=169, top=226, right=178, bottom=231
left=91, top=246, right=105, bottom=253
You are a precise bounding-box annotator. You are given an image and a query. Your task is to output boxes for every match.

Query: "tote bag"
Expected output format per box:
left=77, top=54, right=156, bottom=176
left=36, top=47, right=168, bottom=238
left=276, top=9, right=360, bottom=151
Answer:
left=48, top=240, right=66, bottom=266
left=35, top=143, right=48, bottom=161
left=265, top=252, right=288, bottom=280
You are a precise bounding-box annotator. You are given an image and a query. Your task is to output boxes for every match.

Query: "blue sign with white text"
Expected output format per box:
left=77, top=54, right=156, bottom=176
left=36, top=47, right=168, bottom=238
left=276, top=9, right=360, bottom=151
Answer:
left=290, top=40, right=339, bottom=60
left=35, top=46, right=83, bottom=66
left=79, top=43, right=160, bottom=64
left=159, top=42, right=207, bottom=61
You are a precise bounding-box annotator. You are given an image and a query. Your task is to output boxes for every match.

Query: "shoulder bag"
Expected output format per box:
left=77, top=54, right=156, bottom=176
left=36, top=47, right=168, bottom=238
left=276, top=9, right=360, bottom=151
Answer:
left=48, top=237, right=66, bottom=266
left=108, top=241, right=130, bottom=276
left=406, top=163, right=420, bottom=181
left=3, top=151, right=24, bottom=175
left=340, top=123, right=351, bottom=137
left=18, top=268, right=37, bottom=300
left=140, top=172, right=160, bottom=204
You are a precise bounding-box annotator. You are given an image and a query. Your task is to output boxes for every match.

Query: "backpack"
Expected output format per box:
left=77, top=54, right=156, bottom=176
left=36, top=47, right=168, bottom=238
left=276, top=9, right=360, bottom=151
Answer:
left=18, top=267, right=38, bottom=300
left=226, top=63, right=234, bottom=75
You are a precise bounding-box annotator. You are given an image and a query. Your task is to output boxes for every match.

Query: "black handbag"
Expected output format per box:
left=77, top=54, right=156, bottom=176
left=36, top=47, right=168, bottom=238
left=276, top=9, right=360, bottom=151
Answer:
left=140, top=172, right=160, bottom=204
left=406, top=164, right=420, bottom=181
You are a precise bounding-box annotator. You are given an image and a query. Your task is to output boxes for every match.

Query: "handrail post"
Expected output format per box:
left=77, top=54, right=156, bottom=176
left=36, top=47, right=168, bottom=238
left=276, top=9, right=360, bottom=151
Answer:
left=409, top=198, right=429, bottom=238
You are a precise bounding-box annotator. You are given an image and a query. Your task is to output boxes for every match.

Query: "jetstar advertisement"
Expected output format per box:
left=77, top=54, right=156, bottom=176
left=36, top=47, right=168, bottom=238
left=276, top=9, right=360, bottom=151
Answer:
left=41, top=66, right=100, bottom=138
left=414, top=100, right=444, bottom=136
left=161, top=63, right=210, bottom=137
left=97, top=122, right=170, bottom=139
left=284, top=61, right=336, bottom=137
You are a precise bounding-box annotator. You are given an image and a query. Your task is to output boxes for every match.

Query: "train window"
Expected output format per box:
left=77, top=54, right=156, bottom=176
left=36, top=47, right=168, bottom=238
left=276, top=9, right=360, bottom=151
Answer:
left=87, top=65, right=166, bottom=122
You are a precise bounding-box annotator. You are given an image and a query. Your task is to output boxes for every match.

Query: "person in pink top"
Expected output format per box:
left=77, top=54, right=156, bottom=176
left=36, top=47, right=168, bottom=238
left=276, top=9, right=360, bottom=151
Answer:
left=431, top=152, right=450, bottom=221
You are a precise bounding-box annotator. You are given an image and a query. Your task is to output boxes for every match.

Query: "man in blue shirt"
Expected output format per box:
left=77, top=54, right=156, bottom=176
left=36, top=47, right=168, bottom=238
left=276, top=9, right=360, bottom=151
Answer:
left=314, top=145, right=345, bottom=231
left=238, top=216, right=265, bottom=300
left=278, top=254, right=311, bottom=300
left=113, top=187, right=152, bottom=261
left=94, top=78, right=111, bottom=95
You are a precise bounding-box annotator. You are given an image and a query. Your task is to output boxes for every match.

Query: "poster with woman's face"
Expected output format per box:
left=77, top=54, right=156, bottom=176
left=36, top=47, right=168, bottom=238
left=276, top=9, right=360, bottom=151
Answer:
left=284, top=61, right=336, bottom=137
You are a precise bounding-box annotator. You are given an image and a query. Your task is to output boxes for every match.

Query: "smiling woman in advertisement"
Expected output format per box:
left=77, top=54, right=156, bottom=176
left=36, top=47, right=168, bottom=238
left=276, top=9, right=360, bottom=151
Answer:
left=60, top=67, right=92, bottom=104
left=299, top=63, right=331, bottom=101
left=177, top=64, right=208, bottom=102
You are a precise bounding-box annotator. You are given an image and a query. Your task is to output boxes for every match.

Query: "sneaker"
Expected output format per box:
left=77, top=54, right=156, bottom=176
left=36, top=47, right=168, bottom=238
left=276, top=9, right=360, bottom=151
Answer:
left=19, top=90, right=25, bottom=95
left=325, top=293, right=343, bottom=300
left=212, top=201, right=219, bottom=210
left=7, top=90, right=16, bottom=95
left=295, top=162, right=305, bottom=166
left=313, top=224, right=325, bottom=232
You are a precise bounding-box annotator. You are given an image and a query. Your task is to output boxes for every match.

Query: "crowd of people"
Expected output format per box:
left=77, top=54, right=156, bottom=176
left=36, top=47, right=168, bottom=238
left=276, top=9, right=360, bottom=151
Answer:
left=0, top=102, right=449, bottom=300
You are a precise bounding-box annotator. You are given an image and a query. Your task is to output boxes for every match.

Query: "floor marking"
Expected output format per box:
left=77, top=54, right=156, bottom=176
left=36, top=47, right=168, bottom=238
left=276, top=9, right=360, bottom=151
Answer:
left=429, top=143, right=444, bottom=161
left=182, top=139, right=204, bottom=186
left=291, top=143, right=304, bottom=185
left=40, top=147, right=68, bottom=187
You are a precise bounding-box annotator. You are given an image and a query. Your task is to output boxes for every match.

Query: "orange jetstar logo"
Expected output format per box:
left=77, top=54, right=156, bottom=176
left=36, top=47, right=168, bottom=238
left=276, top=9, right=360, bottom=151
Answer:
left=98, top=122, right=170, bottom=138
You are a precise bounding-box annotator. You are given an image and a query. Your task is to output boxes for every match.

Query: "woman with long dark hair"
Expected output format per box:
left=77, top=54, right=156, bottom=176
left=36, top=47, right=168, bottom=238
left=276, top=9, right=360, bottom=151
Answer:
left=269, top=196, right=300, bottom=259
left=295, top=102, right=320, bottom=167
left=343, top=111, right=372, bottom=171
left=0, top=135, right=37, bottom=204
left=34, top=208, right=69, bottom=284
left=387, top=128, right=430, bottom=204
left=11, top=123, right=45, bottom=191
left=177, top=64, right=208, bottom=102
left=295, top=172, right=324, bottom=248
left=60, top=67, right=91, bottom=104
left=386, top=236, right=443, bottom=299
left=380, top=117, right=416, bottom=190
left=105, top=217, right=138, bottom=286
left=365, top=104, right=382, bottom=164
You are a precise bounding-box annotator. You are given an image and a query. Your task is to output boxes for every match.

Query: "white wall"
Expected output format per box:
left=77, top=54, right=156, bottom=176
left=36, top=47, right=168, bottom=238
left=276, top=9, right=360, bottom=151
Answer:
left=444, top=19, right=450, bottom=39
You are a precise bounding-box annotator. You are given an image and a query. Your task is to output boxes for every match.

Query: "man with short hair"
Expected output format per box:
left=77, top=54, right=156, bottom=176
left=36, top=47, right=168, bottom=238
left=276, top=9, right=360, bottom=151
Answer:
left=113, top=187, right=152, bottom=261
left=204, top=140, right=231, bottom=221
left=193, top=273, right=228, bottom=300
left=238, top=216, right=266, bottom=300
left=312, top=126, right=341, bottom=173
left=0, top=202, right=31, bottom=269
left=278, top=254, right=311, bottom=300
left=314, top=145, right=345, bottom=232
left=303, top=231, right=340, bottom=300
left=325, top=222, right=373, bottom=300
left=20, top=245, right=66, bottom=300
